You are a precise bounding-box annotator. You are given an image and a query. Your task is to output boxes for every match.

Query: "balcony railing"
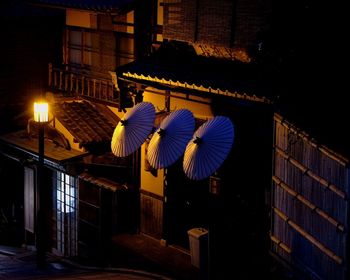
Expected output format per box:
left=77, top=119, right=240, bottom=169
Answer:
left=48, top=63, right=120, bottom=107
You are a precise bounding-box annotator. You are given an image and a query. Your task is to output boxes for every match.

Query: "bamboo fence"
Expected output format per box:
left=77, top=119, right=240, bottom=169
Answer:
left=271, top=113, right=349, bottom=280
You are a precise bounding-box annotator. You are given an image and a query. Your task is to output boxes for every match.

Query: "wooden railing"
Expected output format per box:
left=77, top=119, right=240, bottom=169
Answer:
left=48, top=63, right=120, bottom=107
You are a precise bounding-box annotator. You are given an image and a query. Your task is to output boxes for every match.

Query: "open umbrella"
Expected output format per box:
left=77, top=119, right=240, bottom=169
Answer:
left=183, top=116, right=234, bottom=180
left=147, top=109, right=195, bottom=169
left=111, top=102, right=155, bottom=157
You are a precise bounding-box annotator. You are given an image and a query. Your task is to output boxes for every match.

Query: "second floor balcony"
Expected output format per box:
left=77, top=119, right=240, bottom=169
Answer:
left=48, top=63, right=133, bottom=109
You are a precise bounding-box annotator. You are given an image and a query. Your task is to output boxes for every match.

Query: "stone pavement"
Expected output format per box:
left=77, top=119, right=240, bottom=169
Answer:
left=109, top=234, right=200, bottom=280
left=0, top=246, right=173, bottom=280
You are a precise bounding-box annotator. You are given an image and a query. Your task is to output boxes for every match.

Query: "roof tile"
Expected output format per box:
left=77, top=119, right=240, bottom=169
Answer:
left=117, top=41, right=274, bottom=104
left=53, top=101, right=119, bottom=147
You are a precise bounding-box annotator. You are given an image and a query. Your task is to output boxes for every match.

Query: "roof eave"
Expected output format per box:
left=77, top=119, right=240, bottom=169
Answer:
left=118, top=73, right=273, bottom=105
left=28, top=1, right=132, bottom=15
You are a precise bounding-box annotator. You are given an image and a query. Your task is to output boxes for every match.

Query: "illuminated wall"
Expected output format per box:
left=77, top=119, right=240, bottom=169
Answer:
left=143, top=88, right=213, bottom=119
left=140, top=143, right=164, bottom=197
left=107, top=106, right=128, bottom=120
left=140, top=87, right=213, bottom=197
left=66, top=9, right=97, bottom=29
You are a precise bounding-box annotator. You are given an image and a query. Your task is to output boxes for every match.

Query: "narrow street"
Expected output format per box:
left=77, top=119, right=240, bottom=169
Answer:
left=0, top=246, right=172, bottom=280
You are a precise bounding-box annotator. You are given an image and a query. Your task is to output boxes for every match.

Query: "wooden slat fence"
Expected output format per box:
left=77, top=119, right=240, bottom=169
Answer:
left=272, top=113, right=349, bottom=280
left=140, top=190, right=163, bottom=239
left=48, top=63, right=120, bottom=107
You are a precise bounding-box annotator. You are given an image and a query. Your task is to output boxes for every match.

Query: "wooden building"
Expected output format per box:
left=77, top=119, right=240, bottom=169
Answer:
left=0, top=0, right=142, bottom=263
left=2, top=1, right=346, bottom=280
left=114, top=1, right=275, bottom=278
left=1, top=0, right=277, bottom=278
left=117, top=46, right=274, bottom=279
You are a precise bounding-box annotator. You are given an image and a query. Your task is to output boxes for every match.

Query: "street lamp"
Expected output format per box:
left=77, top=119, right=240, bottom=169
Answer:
left=34, top=102, right=49, bottom=123
left=33, top=101, right=49, bottom=269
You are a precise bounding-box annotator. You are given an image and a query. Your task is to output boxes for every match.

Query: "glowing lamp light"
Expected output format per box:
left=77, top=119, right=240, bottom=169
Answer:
left=34, top=102, right=49, bottom=123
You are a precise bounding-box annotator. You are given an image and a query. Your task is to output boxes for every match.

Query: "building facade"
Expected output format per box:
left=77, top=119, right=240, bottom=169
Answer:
left=1, top=1, right=348, bottom=280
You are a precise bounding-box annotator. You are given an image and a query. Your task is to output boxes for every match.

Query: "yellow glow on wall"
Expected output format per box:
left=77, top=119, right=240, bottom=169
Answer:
left=66, top=9, right=96, bottom=28
left=156, top=34, right=163, bottom=42
left=140, top=86, right=213, bottom=197
left=127, top=11, right=134, bottom=34
left=140, top=143, right=164, bottom=197
left=157, top=0, right=163, bottom=25
left=143, top=88, right=213, bottom=119
left=107, top=106, right=130, bottom=119
left=33, top=102, right=49, bottom=123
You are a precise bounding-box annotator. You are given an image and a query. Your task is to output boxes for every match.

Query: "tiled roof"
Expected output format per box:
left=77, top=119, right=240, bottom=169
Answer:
left=191, top=43, right=252, bottom=63
left=0, top=130, right=87, bottom=163
left=117, top=41, right=274, bottom=104
left=29, top=0, right=134, bottom=13
left=79, top=172, right=127, bottom=192
left=53, top=101, right=119, bottom=147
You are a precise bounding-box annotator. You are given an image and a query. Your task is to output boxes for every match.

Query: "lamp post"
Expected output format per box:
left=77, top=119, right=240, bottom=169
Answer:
left=33, top=101, right=49, bottom=269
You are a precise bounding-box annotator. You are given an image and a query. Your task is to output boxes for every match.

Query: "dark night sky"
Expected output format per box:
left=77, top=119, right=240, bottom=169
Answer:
left=266, top=1, right=349, bottom=156
left=0, top=0, right=63, bottom=134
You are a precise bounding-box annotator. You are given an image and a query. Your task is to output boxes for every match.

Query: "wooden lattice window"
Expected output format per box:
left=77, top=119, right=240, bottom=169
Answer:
left=53, top=171, right=78, bottom=257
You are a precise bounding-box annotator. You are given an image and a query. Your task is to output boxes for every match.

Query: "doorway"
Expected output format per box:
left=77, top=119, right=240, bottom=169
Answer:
left=164, top=160, right=209, bottom=249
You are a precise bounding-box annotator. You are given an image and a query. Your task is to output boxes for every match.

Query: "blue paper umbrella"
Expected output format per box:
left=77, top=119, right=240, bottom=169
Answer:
left=183, top=116, right=234, bottom=180
left=147, top=109, right=195, bottom=169
left=111, top=102, right=155, bottom=157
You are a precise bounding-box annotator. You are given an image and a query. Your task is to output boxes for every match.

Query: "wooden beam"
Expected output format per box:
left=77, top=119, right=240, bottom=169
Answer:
left=275, top=146, right=346, bottom=200
left=273, top=207, right=343, bottom=265
left=272, top=175, right=345, bottom=232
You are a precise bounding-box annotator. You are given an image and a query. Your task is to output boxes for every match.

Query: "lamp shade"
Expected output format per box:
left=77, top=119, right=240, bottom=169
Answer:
left=111, top=102, right=155, bottom=157
left=183, top=116, right=234, bottom=180
left=34, top=102, right=49, bottom=122
left=147, top=109, right=195, bottom=169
